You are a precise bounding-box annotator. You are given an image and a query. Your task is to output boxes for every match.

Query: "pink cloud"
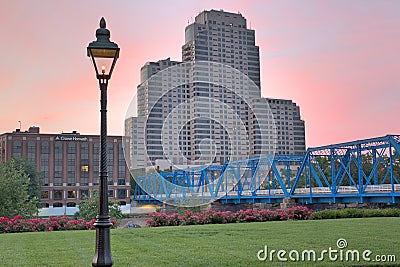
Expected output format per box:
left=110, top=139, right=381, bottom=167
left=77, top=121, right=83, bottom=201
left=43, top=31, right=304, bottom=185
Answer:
left=1, top=1, right=399, bottom=149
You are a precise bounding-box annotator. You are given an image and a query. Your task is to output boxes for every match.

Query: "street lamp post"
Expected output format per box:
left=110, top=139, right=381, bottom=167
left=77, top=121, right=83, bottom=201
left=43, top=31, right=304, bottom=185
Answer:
left=87, top=17, right=119, bottom=267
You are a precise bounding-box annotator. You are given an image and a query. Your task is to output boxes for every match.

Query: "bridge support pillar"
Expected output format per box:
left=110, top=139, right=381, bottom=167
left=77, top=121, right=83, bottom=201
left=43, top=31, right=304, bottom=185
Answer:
left=280, top=198, right=296, bottom=209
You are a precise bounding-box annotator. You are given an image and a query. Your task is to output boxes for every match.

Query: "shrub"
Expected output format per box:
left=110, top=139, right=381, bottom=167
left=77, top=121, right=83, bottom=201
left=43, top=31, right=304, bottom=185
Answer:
left=146, top=206, right=314, bottom=227
left=147, top=207, right=400, bottom=226
left=287, top=206, right=314, bottom=220
left=312, top=208, right=400, bottom=220
left=312, top=209, right=338, bottom=220
left=0, top=215, right=118, bottom=234
left=74, top=190, right=123, bottom=221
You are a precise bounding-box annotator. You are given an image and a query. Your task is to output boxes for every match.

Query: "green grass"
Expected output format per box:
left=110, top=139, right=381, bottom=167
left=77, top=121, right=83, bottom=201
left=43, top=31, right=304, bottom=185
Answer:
left=0, top=217, right=399, bottom=266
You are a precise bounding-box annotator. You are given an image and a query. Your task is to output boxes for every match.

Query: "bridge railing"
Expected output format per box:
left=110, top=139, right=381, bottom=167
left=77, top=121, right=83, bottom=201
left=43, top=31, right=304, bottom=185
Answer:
left=133, top=134, right=400, bottom=204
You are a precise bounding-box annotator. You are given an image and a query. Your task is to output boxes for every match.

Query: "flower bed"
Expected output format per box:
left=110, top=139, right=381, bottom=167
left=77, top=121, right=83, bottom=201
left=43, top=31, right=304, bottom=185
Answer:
left=146, top=206, right=313, bottom=227
left=0, top=215, right=117, bottom=233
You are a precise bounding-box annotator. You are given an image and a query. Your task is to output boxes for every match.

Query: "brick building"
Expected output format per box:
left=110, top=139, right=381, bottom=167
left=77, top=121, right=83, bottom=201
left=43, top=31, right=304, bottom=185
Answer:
left=0, top=126, right=131, bottom=215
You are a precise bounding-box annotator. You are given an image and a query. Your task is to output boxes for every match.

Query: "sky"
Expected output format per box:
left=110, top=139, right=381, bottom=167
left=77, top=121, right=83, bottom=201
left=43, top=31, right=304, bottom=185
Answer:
left=1, top=0, right=399, bottom=148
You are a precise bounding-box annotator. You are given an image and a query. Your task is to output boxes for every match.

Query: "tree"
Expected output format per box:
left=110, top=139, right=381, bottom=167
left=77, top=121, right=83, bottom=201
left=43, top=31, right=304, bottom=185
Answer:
left=0, top=159, right=40, bottom=217
left=74, top=190, right=123, bottom=221
left=11, top=157, right=42, bottom=202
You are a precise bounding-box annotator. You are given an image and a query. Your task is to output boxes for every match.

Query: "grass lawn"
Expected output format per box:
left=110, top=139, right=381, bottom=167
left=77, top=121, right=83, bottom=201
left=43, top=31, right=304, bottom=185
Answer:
left=0, top=217, right=399, bottom=266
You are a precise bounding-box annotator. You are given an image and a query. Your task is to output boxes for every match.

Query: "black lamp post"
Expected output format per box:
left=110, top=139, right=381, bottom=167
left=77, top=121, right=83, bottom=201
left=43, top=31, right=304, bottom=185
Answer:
left=87, top=17, right=119, bottom=267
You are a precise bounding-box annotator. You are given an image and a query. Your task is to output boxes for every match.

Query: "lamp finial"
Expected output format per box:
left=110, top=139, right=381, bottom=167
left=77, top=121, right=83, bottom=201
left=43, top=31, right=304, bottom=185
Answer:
left=100, top=17, right=106, bottom=29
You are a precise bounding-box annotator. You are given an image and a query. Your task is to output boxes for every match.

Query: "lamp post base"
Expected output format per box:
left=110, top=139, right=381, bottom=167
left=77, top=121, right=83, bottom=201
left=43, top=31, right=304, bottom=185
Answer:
left=92, top=217, right=113, bottom=267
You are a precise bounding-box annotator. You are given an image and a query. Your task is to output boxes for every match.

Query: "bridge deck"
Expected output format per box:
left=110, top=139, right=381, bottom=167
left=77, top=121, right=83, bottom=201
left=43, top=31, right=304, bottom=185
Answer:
left=133, top=134, right=400, bottom=204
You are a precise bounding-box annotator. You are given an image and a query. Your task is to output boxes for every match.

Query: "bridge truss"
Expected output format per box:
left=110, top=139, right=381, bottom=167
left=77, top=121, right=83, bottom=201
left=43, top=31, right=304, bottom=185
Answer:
left=133, top=135, right=400, bottom=205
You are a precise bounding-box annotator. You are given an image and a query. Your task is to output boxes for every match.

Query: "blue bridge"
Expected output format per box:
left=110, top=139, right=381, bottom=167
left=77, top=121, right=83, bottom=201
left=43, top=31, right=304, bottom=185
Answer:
left=133, top=135, right=400, bottom=205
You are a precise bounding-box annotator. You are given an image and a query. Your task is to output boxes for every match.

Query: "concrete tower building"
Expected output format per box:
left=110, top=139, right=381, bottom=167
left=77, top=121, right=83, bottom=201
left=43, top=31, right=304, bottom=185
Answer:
left=126, top=10, right=306, bottom=170
left=182, top=10, right=260, bottom=87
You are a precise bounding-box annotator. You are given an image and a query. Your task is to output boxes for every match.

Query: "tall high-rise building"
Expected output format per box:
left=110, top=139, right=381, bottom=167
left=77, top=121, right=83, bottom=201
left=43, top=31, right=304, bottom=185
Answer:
left=125, top=10, right=306, bottom=170
left=267, top=98, right=306, bottom=154
left=182, top=10, right=260, bottom=88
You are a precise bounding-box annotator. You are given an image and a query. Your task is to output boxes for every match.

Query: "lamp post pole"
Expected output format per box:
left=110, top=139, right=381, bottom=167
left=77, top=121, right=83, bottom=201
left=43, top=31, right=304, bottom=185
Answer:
left=87, top=17, right=119, bottom=267
left=93, top=75, right=113, bottom=267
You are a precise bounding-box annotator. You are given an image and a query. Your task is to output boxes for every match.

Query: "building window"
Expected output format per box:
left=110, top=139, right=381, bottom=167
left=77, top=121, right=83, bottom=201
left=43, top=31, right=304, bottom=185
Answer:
left=107, top=142, right=114, bottom=183
left=67, top=142, right=76, bottom=186
left=93, top=142, right=100, bottom=185
left=117, top=189, right=126, bottom=199
left=27, top=140, right=36, bottom=165
left=41, top=190, right=49, bottom=199
left=0, top=141, right=5, bottom=162
left=80, top=189, right=89, bottom=200
left=118, top=143, right=126, bottom=181
left=54, top=141, right=63, bottom=186
left=40, top=141, right=50, bottom=186
left=80, top=142, right=89, bottom=186
left=12, top=140, right=22, bottom=157
left=67, top=190, right=76, bottom=199
left=53, top=202, right=63, bottom=207
left=107, top=190, right=114, bottom=198
left=54, top=190, right=63, bottom=200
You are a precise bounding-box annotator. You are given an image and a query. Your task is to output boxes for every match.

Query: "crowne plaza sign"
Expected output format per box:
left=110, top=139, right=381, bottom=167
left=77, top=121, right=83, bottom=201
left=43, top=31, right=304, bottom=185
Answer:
left=54, top=135, right=88, bottom=142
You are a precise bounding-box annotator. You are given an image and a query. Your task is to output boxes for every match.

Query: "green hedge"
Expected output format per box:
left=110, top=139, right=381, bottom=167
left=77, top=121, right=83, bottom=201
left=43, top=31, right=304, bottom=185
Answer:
left=313, top=208, right=400, bottom=220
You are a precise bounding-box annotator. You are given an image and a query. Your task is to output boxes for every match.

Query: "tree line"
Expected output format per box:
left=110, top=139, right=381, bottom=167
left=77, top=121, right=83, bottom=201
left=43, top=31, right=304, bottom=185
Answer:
left=0, top=158, right=122, bottom=220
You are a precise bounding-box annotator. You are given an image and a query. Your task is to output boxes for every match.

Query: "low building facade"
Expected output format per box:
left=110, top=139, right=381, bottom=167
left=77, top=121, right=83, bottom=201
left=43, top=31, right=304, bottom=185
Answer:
left=0, top=126, right=131, bottom=216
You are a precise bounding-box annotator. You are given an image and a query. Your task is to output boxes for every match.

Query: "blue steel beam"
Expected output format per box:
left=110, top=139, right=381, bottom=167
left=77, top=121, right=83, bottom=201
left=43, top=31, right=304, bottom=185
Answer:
left=133, top=135, right=400, bottom=204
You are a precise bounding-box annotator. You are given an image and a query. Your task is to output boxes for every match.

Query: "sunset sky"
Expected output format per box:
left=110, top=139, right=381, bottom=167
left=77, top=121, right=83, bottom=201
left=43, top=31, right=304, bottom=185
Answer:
left=1, top=0, right=399, bottom=148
